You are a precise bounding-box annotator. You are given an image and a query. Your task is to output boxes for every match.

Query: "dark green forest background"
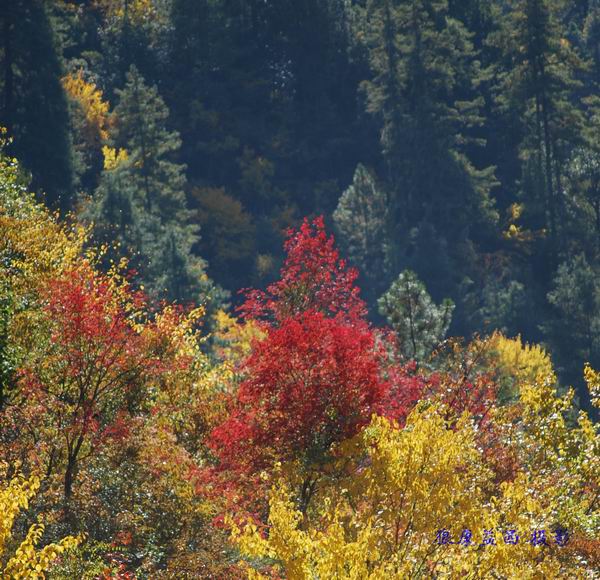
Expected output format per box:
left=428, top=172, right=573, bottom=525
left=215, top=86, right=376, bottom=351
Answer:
left=2, top=0, right=600, bottom=414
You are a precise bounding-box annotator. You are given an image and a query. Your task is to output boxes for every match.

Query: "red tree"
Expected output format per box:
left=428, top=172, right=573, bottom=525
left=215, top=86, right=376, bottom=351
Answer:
left=240, top=216, right=367, bottom=325
left=10, top=263, right=157, bottom=503
left=210, top=311, right=386, bottom=472
left=205, top=218, right=388, bottom=516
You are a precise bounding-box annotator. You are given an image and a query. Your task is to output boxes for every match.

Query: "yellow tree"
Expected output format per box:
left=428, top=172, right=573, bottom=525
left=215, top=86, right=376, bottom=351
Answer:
left=232, top=360, right=599, bottom=578
left=213, top=310, right=265, bottom=367
left=62, top=71, right=110, bottom=147
left=0, top=465, right=81, bottom=578
left=0, top=130, right=86, bottom=412
left=93, top=0, right=168, bottom=27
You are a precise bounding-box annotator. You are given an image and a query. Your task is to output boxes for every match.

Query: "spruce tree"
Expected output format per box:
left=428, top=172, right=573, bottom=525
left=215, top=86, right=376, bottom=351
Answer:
left=360, top=0, right=498, bottom=247
left=584, top=0, right=600, bottom=86
left=358, top=0, right=498, bottom=327
left=378, top=269, right=454, bottom=363
left=89, top=66, right=218, bottom=307
left=333, top=163, right=390, bottom=303
left=166, top=0, right=279, bottom=187
left=566, top=146, right=600, bottom=257
left=543, top=254, right=600, bottom=414
left=490, top=0, right=585, bottom=261
left=0, top=0, right=75, bottom=211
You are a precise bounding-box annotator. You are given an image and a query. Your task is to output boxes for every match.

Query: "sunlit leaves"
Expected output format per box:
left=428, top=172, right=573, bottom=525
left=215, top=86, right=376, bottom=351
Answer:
left=0, top=466, right=81, bottom=578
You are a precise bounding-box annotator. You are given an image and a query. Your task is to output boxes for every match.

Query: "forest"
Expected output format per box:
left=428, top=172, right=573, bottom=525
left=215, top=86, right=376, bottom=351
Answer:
left=0, top=0, right=599, bottom=577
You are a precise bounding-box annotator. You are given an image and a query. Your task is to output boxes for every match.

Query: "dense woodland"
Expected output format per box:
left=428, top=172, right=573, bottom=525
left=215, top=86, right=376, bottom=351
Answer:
left=0, top=0, right=599, bottom=578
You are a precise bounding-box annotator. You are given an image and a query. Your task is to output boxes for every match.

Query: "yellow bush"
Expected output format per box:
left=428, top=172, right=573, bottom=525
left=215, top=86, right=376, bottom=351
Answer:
left=0, top=467, right=82, bottom=579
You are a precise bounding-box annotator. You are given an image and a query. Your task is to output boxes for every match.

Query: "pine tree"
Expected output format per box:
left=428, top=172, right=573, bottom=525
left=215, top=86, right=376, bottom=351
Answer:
left=543, top=253, right=600, bottom=414
left=360, top=0, right=498, bottom=250
left=490, top=0, right=585, bottom=261
left=571, top=1, right=600, bottom=258
left=0, top=0, right=75, bottom=211
left=166, top=0, right=278, bottom=187
left=584, top=0, right=600, bottom=86
left=566, top=146, right=600, bottom=256
left=272, top=0, right=364, bottom=213
left=89, top=66, right=218, bottom=307
left=333, top=163, right=390, bottom=303
left=378, top=269, right=454, bottom=363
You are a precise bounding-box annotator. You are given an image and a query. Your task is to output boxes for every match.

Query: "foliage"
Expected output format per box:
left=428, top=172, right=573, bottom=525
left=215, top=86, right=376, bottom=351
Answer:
left=333, top=164, right=390, bottom=301
left=543, top=253, right=600, bottom=410
left=101, top=146, right=128, bottom=171
left=378, top=270, right=454, bottom=363
left=240, top=216, right=367, bottom=325
left=93, top=0, right=164, bottom=26
left=0, top=0, right=75, bottom=210
left=0, top=466, right=81, bottom=578
left=483, top=331, right=554, bottom=402
left=233, top=375, right=599, bottom=578
left=87, top=66, right=219, bottom=307
left=490, top=0, right=585, bottom=255
left=0, top=133, right=85, bottom=298
left=359, top=0, right=498, bottom=292
left=206, top=218, right=388, bottom=522
left=212, top=310, right=265, bottom=366
left=4, top=261, right=155, bottom=504
left=62, top=70, right=110, bottom=145
left=190, top=186, right=256, bottom=289
left=0, top=135, right=87, bottom=416
left=5, top=2, right=600, bottom=576
left=210, top=311, right=386, bottom=474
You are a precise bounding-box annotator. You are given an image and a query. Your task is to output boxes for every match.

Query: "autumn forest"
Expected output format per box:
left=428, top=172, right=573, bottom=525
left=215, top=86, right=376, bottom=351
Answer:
left=0, top=0, right=599, bottom=578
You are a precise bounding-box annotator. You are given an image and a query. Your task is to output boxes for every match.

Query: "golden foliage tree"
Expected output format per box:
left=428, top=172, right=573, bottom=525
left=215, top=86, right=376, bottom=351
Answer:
left=62, top=71, right=110, bottom=147
left=233, top=361, right=599, bottom=578
left=0, top=466, right=81, bottom=579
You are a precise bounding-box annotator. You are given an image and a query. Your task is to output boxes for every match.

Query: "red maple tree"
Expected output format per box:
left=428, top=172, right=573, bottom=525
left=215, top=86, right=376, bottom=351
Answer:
left=209, top=311, right=386, bottom=472
left=204, top=217, right=391, bottom=517
left=240, top=216, right=367, bottom=326
left=11, top=263, right=157, bottom=503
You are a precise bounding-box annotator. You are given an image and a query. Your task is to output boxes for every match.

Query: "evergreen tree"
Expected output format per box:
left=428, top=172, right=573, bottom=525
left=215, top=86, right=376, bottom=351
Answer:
left=96, top=0, right=169, bottom=93
left=360, top=0, right=498, bottom=248
left=566, top=146, right=600, bottom=257
left=378, top=269, right=454, bottom=363
left=0, top=0, right=75, bottom=211
left=490, top=0, right=586, bottom=261
left=272, top=0, right=366, bottom=213
left=89, top=66, right=218, bottom=307
left=166, top=0, right=367, bottom=217
left=543, top=253, right=600, bottom=413
left=583, top=0, right=600, bottom=86
left=333, top=163, right=390, bottom=303
left=571, top=3, right=600, bottom=259
left=166, top=0, right=281, bottom=188
left=358, top=0, right=498, bottom=334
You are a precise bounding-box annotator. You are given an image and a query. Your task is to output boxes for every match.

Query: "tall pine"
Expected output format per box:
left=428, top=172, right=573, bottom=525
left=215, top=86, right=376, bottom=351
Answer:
left=359, top=0, right=497, bottom=322
left=333, top=163, right=390, bottom=304
left=89, top=66, right=219, bottom=307
left=490, top=0, right=585, bottom=262
left=0, top=0, right=75, bottom=211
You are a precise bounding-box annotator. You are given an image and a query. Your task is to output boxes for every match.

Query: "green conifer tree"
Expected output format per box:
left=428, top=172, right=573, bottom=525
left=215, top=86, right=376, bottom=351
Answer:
left=0, top=0, right=75, bottom=211
left=378, top=269, right=454, bottom=363
left=89, top=66, right=219, bottom=307
left=543, top=253, right=600, bottom=413
left=490, top=0, right=585, bottom=260
left=333, top=163, right=390, bottom=303
left=360, top=0, right=498, bottom=250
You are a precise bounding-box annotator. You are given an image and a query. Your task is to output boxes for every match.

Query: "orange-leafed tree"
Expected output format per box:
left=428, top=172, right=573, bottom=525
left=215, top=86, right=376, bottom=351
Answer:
left=206, top=218, right=389, bottom=519
left=6, top=262, right=156, bottom=505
